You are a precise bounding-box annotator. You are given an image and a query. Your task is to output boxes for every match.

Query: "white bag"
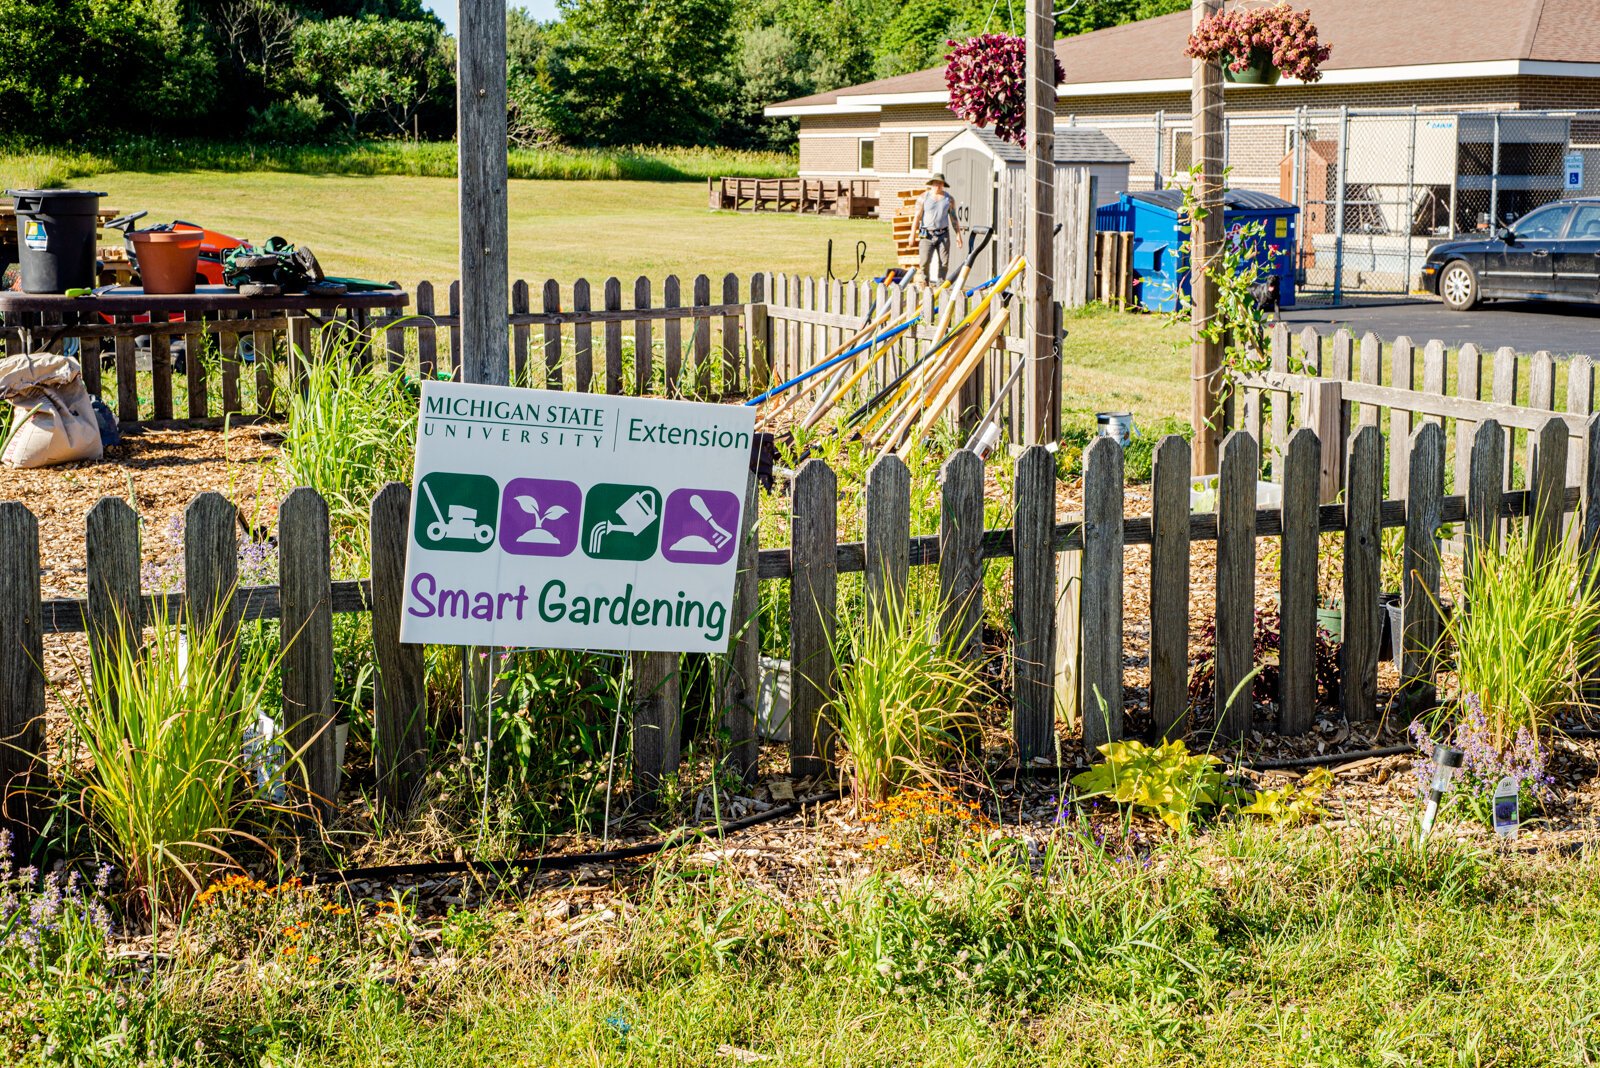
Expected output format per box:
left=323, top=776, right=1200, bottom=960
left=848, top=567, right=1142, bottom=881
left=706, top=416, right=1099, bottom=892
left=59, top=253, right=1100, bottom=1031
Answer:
left=0, top=352, right=103, bottom=469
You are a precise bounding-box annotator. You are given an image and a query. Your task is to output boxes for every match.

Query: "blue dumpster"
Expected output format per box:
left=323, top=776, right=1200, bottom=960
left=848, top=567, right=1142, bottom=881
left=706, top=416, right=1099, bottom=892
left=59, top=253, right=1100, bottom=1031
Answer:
left=1095, top=189, right=1298, bottom=312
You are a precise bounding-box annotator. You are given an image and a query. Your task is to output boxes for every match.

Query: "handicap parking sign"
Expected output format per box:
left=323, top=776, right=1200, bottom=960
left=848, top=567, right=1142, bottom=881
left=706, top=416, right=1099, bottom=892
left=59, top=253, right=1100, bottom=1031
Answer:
left=1567, top=151, right=1585, bottom=191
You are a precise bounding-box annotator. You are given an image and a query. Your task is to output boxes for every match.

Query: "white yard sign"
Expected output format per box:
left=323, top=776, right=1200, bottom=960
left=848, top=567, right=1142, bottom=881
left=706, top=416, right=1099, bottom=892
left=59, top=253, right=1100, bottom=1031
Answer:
left=399, top=382, right=755, bottom=653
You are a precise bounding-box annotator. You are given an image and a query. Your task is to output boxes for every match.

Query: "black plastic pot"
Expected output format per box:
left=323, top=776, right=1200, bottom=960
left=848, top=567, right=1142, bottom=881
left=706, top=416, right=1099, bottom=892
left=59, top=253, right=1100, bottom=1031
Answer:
left=6, top=188, right=106, bottom=293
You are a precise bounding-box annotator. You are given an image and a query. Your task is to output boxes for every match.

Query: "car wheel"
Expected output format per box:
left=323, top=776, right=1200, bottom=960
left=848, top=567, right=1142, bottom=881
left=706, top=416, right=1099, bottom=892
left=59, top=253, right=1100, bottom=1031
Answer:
left=1439, top=261, right=1479, bottom=311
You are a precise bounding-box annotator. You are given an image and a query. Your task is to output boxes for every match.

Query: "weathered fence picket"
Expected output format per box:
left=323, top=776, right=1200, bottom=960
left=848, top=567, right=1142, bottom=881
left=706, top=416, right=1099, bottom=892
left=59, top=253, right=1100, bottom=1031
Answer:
left=1342, top=425, right=1383, bottom=723
left=1012, top=445, right=1055, bottom=761
left=789, top=459, right=837, bottom=777
left=1278, top=429, right=1318, bottom=735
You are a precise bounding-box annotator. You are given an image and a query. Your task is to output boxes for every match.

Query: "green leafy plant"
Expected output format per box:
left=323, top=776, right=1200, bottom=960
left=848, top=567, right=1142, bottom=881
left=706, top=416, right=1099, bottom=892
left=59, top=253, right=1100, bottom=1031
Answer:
left=62, top=603, right=283, bottom=921
left=827, top=589, right=983, bottom=805
left=1442, top=517, right=1600, bottom=748
left=1071, top=738, right=1230, bottom=832
left=1237, top=767, right=1332, bottom=827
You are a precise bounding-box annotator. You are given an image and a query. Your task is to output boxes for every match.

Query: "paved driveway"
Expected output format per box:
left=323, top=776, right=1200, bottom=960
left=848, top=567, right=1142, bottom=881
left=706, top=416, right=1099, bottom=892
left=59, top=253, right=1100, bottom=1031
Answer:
left=1280, top=298, right=1600, bottom=356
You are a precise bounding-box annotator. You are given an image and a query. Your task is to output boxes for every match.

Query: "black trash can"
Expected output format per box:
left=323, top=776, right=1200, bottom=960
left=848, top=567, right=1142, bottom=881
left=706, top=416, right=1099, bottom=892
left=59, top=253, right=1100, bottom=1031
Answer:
left=5, top=189, right=107, bottom=293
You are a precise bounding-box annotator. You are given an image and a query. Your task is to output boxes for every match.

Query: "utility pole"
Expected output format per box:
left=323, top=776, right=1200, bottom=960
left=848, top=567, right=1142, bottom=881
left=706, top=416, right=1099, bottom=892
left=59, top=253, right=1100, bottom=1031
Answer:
left=457, top=0, right=509, bottom=387
left=1023, top=0, right=1058, bottom=445
left=1190, top=0, right=1224, bottom=474
left=456, top=0, right=510, bottom=746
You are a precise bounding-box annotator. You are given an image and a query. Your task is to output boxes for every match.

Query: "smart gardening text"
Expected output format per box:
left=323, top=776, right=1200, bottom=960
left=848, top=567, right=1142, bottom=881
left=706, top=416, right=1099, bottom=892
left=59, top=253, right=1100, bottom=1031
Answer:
left=407, top=573, right=729, bottom=643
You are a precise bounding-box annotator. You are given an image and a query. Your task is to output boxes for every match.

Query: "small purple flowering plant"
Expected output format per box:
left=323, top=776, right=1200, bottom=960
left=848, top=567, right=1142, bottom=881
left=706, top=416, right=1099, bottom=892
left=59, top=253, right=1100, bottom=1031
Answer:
left=141, top=514, right=279, bottom=593
left=0, top=830, right=114, bottom=965
left=1410, top=694, right=1557, bottom=827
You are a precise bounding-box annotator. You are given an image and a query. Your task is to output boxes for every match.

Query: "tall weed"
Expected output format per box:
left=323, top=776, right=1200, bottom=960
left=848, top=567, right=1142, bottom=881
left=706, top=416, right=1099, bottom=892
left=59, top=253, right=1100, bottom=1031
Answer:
left=277, top=342, right=417, bottom=569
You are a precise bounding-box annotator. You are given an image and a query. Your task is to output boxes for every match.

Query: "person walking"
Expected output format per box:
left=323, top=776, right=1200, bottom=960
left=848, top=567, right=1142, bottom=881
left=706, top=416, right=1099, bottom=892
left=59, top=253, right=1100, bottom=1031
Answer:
left=912, top=174, right=962, bottom=283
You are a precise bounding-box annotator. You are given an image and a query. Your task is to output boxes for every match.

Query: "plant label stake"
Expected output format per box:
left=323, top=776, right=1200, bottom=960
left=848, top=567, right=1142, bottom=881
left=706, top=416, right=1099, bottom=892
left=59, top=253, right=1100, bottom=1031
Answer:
left=1493, top=776, right=1520, bottom=840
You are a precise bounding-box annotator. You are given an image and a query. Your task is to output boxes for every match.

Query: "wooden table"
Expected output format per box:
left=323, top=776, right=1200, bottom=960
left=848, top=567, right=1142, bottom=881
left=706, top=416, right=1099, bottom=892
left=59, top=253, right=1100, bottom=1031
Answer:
left=0, top=285, right=410, bottom=422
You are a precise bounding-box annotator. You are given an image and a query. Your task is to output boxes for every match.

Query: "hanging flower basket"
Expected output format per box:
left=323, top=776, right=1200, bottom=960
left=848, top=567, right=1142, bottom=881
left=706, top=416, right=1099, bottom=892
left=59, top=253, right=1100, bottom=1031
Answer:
left=1222, top=50, right=1281, bottom=85
left=1185, top=3, right=1331, bottom=85
left=945, top=34, right=1065, bottom=146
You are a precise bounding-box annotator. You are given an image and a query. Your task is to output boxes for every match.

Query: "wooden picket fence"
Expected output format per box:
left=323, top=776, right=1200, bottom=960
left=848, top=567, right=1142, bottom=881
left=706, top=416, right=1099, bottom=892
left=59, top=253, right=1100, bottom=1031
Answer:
left=3, top=413, right=1594, bottom=828
left=0, top=274, right=1051, bottom=436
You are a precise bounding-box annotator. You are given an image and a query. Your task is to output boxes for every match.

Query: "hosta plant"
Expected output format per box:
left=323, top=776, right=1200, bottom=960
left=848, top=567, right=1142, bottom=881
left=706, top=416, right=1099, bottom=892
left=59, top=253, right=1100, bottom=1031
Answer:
left=1184, top=3, right=1331, bottom=83
left=944, top=34, right=1064, bottom=145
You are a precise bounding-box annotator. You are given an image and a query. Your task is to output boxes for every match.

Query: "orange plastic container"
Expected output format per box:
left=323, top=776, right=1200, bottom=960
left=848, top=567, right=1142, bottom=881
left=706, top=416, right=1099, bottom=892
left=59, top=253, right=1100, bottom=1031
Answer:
left=130, top=227, right=204, bottom=294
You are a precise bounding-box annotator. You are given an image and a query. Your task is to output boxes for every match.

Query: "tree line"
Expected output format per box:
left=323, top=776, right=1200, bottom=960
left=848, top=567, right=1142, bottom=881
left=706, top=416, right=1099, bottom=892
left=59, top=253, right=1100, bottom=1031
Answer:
left=0, top=0, right=1186, bottom=148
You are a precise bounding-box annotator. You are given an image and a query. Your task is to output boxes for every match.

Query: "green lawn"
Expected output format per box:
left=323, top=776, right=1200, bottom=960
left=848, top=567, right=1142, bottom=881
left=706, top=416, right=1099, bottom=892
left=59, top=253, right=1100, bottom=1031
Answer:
left=70, top=171, right=897, bottom=290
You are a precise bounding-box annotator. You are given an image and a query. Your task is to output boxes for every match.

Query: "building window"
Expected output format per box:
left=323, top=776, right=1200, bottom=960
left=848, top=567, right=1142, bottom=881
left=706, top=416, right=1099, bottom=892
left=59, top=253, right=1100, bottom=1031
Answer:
left=910, top=134, right=929, bottom=173
left=859, top=138, right=876, bottom=172
left=1173, top=131, right=1193, bottom=173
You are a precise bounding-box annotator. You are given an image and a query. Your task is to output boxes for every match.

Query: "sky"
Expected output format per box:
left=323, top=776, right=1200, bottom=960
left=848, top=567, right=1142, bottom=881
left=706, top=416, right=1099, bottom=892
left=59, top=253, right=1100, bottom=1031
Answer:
left=425, top=1, right=561, bottom=36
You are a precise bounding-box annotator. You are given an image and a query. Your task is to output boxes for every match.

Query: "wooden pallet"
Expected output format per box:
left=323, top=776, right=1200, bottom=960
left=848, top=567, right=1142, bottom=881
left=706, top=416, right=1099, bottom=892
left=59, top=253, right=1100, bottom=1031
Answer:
left=891, top=189, right=922, bottom=268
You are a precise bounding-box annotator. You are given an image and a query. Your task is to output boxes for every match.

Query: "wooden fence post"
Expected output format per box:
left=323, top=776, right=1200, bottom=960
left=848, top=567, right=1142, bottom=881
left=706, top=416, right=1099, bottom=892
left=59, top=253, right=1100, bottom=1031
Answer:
left=0, top=503, right=44, bottom=845
left=115, top=321, right=138, bottom=422
left=634, top=277, right=653, bottom=395
left=1013, top=444, right=1056, bottom=761
left=1466, top=420, right=1507, bottom=584
left=1402, top=423, right=1445, bottom=707
left=542, top=279, right=562, bottom=390
left=85, top=498, right=141, bottom=710
left=1215, top=431, right=1258, bottom=740
left=512, top=279, right=530, bottom=386
left=1454, top=343, right=1482, bottom=499
left=1582, top=414, right=1600, bottom=568
left=1278, top=428, right=1319, bottom=735
left=694, top=274, right=713, bottom=391
left=1342, top=425, right=1383, bottom=723
left=184, top=492, right=239, bottom=679
left=790, top=459, right=837, bottom=777
left=865, top=455, right=910, bottom=629
left=1388, top=336, right=1414, bottom=499
left=664, top=276, right=683, bottom=394
left=721, top=473, right=761, bottom=783
left=1529, top=416, right=1568, bottom=564
left=573, top=278, right=593, bottom=392
left=722, top=273, right=741, bottom=394
left=1304, top=378, right=1344, bottom=503
left=604, top=276, right=623, bottom=396
left=938, top=450, right=985, bottom=662
left=1567, top=355, right=1594, bottom=489
left=371, top=483, right=427, bottom=812
left=748, top=273, right=770, bottom=392
left=1080, top=436, right=1123, bottom=750
left=630, top=650, right=680, bottom=797
left=280, top=489, right=337, bottom=815
left=1150, top=435, right=1191, bottom=740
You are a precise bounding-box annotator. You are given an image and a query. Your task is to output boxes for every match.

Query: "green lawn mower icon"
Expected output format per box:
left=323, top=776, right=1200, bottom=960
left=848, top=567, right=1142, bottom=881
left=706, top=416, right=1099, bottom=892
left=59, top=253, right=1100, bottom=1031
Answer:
left=421, top=480, right=495, bottom=545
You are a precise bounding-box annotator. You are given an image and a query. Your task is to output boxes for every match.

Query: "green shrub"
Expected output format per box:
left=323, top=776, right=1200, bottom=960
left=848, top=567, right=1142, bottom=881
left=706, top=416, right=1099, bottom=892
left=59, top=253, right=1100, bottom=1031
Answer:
left=1071, top=738, right=1231, bottom=832
left=248, top=94, right=331, bottom=143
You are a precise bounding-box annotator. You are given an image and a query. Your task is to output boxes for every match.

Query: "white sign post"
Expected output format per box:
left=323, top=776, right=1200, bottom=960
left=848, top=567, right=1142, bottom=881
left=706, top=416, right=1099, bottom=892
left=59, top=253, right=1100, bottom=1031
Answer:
left=399, top=382, right=756, bottom=654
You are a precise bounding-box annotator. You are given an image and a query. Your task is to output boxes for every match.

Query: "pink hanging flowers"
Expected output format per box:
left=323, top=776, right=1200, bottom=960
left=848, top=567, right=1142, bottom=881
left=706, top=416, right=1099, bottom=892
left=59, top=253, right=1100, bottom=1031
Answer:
left=1184, top=3, right=1331, bottom=83
left=944, top=34, right=1065, bottom=146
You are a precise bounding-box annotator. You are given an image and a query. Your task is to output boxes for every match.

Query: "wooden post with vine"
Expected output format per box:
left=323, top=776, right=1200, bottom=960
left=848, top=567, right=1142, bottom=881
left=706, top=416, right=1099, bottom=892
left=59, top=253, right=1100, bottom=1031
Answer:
left=1191, top=0, right=1225, bottom=475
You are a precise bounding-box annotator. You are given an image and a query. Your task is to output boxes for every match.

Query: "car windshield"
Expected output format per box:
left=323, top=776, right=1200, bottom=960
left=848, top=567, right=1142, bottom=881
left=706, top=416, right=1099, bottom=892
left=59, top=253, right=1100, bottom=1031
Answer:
left=1512, top=204, right=1571, bottom=240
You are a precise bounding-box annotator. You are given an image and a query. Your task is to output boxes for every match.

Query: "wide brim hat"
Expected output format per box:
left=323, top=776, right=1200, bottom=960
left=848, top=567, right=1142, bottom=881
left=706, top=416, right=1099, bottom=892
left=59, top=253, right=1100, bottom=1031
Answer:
left=926, top=173, right=947, bottom=187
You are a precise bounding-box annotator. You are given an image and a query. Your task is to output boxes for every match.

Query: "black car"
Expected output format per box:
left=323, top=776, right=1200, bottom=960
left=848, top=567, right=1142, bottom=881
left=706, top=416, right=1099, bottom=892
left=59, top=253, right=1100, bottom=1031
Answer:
left=1420, top=198, right=1600, bottom=311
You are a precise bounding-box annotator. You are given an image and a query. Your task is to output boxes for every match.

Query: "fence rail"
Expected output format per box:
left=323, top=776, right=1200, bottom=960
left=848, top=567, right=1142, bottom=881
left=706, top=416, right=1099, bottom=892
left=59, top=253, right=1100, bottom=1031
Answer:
left=4, top=415, right=1595, bottom=837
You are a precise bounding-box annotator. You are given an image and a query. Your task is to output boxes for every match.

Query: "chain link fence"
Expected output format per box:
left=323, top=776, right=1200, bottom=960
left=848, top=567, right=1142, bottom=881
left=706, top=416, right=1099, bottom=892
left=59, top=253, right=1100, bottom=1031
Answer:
left=1066, top=107, right=1600, bottom=306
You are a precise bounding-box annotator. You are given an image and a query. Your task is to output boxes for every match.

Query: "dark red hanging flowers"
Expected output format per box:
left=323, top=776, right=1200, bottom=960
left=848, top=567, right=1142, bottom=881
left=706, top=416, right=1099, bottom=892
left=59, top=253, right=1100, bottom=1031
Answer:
left=944, top=34, right=1064, bottom=145
left=1184, top=3, right=1331, bottom=83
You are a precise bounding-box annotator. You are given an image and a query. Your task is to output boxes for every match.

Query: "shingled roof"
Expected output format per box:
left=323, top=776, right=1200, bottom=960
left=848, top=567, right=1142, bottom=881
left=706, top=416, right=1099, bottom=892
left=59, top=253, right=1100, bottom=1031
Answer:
left=768, top=0, right=1600, bottom=112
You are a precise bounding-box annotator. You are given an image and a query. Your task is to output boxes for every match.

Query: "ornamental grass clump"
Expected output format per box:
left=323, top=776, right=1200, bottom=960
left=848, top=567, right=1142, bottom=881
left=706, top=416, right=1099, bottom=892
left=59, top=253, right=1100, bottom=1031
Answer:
left=63, top=604, right=283, bottom=922
left=827, top=592, right=983, bottom=805
left=1445, top=519, right=1600, bottom=749
left=1184, top=3, right=1331, bottom=82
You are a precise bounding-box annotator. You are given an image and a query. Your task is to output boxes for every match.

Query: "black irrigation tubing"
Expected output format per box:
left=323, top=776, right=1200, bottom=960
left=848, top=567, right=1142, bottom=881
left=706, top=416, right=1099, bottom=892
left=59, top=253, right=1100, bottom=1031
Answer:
left=294, top=790, right=844, bottom=887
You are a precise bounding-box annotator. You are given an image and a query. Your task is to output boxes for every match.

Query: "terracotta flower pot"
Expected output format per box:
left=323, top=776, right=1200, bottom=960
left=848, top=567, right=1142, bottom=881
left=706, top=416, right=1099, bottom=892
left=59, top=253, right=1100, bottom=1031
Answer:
left=130, top=227, right=203, bottom=294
